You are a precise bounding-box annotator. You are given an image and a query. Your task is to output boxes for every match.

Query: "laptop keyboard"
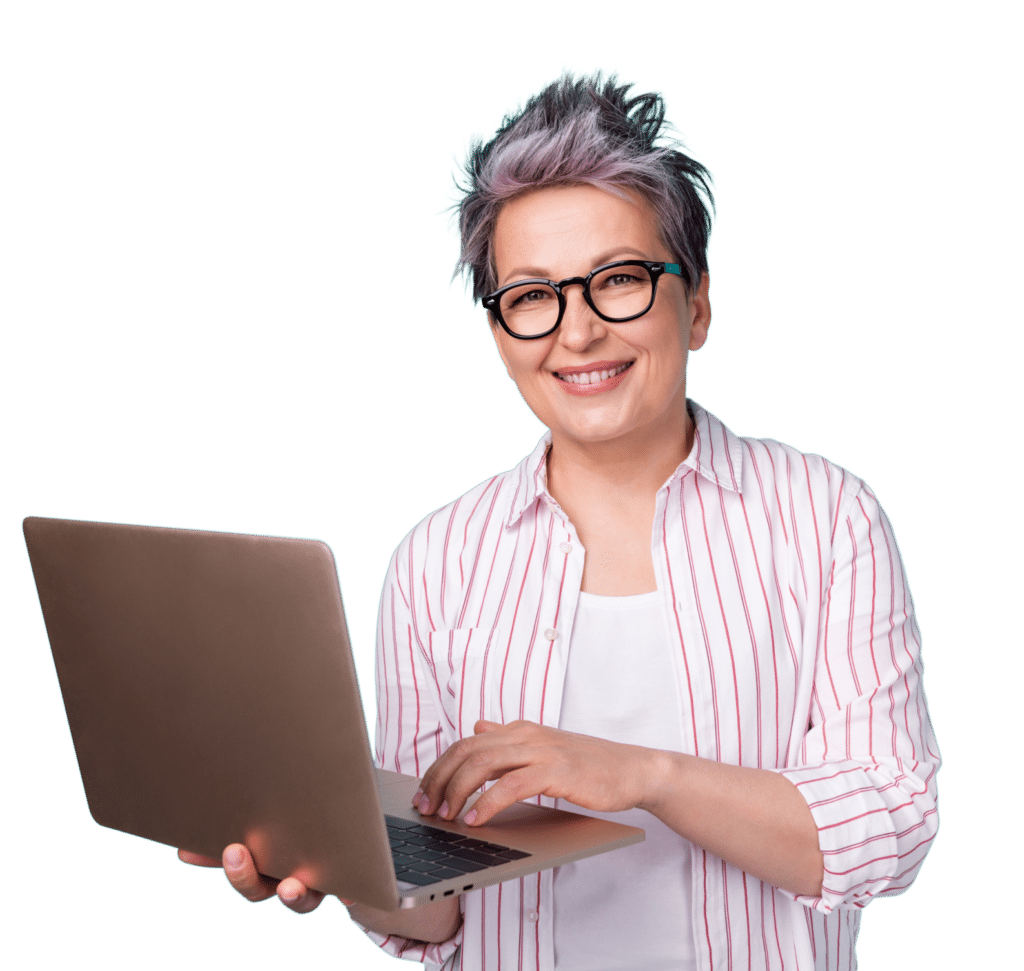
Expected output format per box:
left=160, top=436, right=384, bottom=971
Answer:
left=386, top=815, right=531, bottom=887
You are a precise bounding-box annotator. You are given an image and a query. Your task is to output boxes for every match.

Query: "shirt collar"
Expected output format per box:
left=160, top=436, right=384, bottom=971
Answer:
left=678, top=400, right=745, bottom=494
left=505, top=432, right=555, bottom=529
left=504, top=400, right=744, bottom=529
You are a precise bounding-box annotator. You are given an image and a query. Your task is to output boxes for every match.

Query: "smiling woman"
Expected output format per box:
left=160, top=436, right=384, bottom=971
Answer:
left=485, top=183, right=712, bottom=599
left=184, top=73, right=940, bottom=971
left=488, top=184, right=709, bottom=504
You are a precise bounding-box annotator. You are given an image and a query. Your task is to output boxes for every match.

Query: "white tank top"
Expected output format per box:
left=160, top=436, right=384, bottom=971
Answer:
left=553, top=589, right=697, bottom=971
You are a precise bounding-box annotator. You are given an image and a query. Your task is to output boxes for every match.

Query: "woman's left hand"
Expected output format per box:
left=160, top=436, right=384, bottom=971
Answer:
left=413, top=719, right=657, bottom=826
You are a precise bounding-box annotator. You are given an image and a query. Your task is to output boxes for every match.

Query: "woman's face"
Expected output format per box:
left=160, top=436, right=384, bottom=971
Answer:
left=489, top=183, right=710, bottom=457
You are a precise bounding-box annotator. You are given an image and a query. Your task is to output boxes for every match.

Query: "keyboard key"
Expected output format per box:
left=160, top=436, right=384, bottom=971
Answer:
left=395, top=870, right=438, bottom=886
left=404, top=824, right=448, bottom=836
left=386, top=816, right=419, bottom=830
left=448, top=847, right=501, bottom=865
left=427, top=867, right=464, bottom=880
left=493, top=849, right=531, bottom=861
left=408, top=860, right=443, bottom=873
left=439, top=856, right=490, bottom=873
left=412, top=849, right=449, bottom=862
left=426, top=831, right=466, bottom=843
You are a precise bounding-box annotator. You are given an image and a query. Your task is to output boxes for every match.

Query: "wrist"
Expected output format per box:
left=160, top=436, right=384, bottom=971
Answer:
left=346, top=896, right=462, bottom=944
left=636, top=747, right=687, bottom=816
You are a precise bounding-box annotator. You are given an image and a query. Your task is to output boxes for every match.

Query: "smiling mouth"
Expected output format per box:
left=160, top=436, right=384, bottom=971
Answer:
left=555, top=362, right=633, bottom=385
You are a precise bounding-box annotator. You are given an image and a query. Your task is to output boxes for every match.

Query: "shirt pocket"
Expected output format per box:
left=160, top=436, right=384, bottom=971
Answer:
left=425, top=627, right=504, bottom=744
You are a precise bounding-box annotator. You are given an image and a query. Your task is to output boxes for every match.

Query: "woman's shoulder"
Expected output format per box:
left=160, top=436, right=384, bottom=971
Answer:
left=691, top=402, right=874, bottom=524
left=390, top=433, right=550, bottom=567
left=737, top=421, right=897, bottom=549
left=742, top=432, right=866, bottom=500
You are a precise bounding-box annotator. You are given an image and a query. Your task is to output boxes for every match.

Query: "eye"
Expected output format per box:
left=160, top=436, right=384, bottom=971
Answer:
left=604, top=272, right=642, bottom=287
left=595, top=269, right=646, bottom=292
left=507, top=286, right=555, bottom=309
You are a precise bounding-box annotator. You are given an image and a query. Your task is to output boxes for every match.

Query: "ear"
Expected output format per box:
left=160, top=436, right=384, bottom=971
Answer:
left=688, top=273, right=711, bottom=351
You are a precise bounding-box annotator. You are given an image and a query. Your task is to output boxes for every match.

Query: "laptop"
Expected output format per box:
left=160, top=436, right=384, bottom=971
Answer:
left=23, top=516, right=644, bottom=911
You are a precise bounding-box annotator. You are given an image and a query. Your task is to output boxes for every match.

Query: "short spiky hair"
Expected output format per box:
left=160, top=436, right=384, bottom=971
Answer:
left=454, top=73, right=714, bottom=302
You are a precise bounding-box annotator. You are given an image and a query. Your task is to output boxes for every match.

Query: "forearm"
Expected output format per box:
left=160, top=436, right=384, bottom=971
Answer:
left=639, top=750, right=824, bottom=898
left=347, top=895, right=462, bottom=944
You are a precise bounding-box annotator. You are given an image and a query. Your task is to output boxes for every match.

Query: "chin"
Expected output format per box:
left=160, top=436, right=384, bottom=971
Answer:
left=554, top=418, right=640, bottom=446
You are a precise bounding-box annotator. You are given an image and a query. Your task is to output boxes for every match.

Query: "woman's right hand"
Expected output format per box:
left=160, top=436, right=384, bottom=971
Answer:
left=177, top=844, right=328, bottom=913
left=178, top=843, right=461, bottom=942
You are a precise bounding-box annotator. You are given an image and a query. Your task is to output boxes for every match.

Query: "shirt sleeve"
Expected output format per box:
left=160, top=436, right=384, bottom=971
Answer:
left=355, top=537, right=464, bottom=968
left=775, top=484, right=940, bottom=914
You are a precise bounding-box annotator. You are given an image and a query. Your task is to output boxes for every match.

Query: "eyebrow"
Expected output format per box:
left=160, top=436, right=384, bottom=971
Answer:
left=499, top=246, right=653, bottom=286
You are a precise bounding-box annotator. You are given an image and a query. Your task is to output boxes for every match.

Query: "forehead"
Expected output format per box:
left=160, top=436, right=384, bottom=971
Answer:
left=492, top=184, right=666, bottom=283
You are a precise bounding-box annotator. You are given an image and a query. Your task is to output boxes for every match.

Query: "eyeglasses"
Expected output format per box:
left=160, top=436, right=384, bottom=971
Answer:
left=482, top=259, right=685, bottom=340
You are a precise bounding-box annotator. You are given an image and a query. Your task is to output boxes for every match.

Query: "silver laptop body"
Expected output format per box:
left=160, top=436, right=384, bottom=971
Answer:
left=24, top=516, right=644, bottom=910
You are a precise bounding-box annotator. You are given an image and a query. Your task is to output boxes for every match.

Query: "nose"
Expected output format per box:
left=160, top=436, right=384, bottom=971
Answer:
left=557, top=282, right=606, bottom=349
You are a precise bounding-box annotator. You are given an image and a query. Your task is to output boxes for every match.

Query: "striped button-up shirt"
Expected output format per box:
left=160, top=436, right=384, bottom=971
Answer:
left=365, top=401, right=940, bottom=971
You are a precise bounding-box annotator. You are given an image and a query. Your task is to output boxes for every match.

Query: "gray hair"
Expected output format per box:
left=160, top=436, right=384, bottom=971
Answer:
left=454, top=73, right=714, bottom=302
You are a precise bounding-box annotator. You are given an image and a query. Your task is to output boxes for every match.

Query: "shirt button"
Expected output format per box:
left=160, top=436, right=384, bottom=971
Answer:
left=526, top=909, right=539, bottom=922
left=559, top=542, right=572, bottom=554
left=544, top=628, right=557, bottom=641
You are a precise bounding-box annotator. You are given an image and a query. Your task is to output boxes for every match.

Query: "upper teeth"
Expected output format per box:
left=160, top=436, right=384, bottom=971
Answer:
left=559, top=362, right=630, bottom=385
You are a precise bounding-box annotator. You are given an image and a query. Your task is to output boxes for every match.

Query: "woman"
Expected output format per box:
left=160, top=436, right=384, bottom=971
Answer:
left=184, top=75, right=939, bottom=970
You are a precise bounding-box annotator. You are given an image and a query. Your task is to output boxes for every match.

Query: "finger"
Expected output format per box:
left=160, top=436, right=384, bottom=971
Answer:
left=411, top=741, right=471, bottom=811
left=433, top=741, right=534, bottom=821
left=415, top=736, right=479, bottom=813
left=222, top=843, right=279, bottom=902
left=474, top=719, right=502, bottom=734
left=178, top=848, right=223, bottom=867
left=417, top=725, right=526, bottom=815
left=416, top=741, right=486, bottom=816
left=277, top=877, right=325, bottom=914
left=462, top=766, right=549, bottom=826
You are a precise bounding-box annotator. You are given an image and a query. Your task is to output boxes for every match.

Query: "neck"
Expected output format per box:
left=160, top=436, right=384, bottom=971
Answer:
left=546, top=407, right=695, bottom=508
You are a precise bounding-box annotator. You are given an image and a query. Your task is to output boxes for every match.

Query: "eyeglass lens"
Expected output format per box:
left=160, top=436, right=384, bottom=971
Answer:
left=497, top=263, right=656, bottom=337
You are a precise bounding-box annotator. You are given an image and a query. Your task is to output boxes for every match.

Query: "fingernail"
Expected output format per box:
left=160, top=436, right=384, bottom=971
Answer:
left=439, top=801, right=450, bottom=818
left=280, top=883, right=299, bottom=903
left=419, top=795, right=431, bottom=814
left=224, top=847, right=243, bottom=869
left=464, top=809, right=478, bottom=825
left=412, top=788, right=423, bottom=806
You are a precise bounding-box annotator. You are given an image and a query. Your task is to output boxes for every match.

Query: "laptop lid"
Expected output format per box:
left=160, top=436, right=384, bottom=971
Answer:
left=23, top=516, right=644, bottom=911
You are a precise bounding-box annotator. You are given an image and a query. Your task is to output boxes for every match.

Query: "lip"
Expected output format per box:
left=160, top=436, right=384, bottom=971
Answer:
left=553, top=360, right=633, bottom=377
left=553, top=360, right=634, bottom=397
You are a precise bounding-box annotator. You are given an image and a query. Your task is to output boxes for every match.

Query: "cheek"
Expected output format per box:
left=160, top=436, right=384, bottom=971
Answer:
left=512, top=356, right=552, bottom=387
left=506, top=341, right=554, bottom=380
left=503, top=350, right=549, bottom=392
left=645, top=334, right=689, bottom=388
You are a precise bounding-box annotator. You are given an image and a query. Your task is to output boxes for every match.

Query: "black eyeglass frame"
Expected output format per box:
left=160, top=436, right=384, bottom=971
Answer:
left=482, top=259, right=686, bottom=340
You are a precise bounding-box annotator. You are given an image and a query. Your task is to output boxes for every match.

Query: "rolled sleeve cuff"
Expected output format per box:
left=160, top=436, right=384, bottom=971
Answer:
left=775, top=760, right=900, bottom=914
left=356, top=919, right=463, bottom=969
